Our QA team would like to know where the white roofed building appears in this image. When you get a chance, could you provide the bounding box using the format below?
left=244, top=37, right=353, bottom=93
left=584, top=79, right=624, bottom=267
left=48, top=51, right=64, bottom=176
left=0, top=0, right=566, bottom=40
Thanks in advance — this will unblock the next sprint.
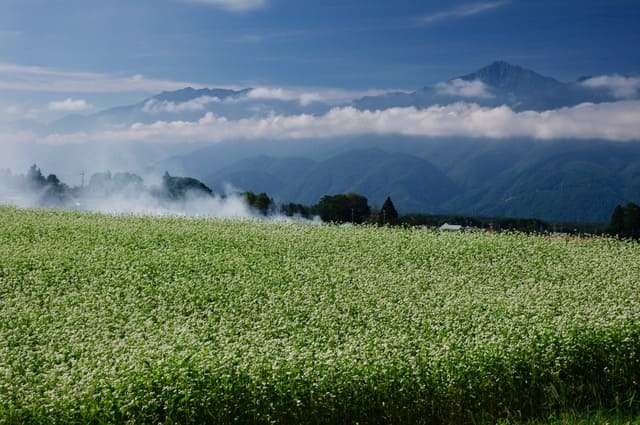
left=439, top=223, right=463, bottom=231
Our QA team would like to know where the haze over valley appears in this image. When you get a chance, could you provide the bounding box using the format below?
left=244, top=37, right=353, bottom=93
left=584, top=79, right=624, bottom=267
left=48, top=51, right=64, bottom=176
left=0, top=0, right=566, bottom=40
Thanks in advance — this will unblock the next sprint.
left=3, top=60, right=640, bottom=222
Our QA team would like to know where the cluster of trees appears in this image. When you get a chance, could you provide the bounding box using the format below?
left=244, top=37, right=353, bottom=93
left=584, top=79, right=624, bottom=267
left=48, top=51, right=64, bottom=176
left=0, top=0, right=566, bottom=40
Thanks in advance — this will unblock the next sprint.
left=0, top=165, right=218, bottom=208
left=255, top=192, right=398, bottom=225
left=610, top=203, right=640, bottom=239
left=275, top=192, right=640, bottom=237
left=315, top=194, right=371, bottom=224
left=274, top=191, right=639, bottom=237
left=275, top=192, right=552, bottom=231
left=160, top=172, right=213, bottom=200
left=0, top=165, right=71, bottom=205
left=247, top=190, right=386, bottom=221
left=243, top=192, right=275, bottom=215
left=26, top=165, right=71, bottom=204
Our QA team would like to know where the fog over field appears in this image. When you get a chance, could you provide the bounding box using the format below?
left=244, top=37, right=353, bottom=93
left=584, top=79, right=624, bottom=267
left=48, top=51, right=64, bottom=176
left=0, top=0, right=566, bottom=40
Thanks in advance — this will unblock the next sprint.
left=0, top=166, right=312, bottom=220
left=0, top=178, right=254, bottom=218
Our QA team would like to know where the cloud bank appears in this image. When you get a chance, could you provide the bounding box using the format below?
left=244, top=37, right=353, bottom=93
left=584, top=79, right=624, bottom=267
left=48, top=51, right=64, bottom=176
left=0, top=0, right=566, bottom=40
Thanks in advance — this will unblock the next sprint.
left=48, top=98, right=93, bottom=112
left=142, top=96, right=221, bottom=114
left=139, top=87, right=389, bottom=113
left=435, top=79, right=493, bottom=98
left=246, top=87, right=387, bottom=106
left=30, top=101, right=640, bottom=145
left=247, top=87, right=324, bottom=106
left=582, top=75, right=640, bottom=99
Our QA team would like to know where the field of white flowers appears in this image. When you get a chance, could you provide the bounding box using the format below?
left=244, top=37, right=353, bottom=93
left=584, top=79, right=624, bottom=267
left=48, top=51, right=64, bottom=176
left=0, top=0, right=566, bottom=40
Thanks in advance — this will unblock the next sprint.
left=0, top=207, right=639, bottom=424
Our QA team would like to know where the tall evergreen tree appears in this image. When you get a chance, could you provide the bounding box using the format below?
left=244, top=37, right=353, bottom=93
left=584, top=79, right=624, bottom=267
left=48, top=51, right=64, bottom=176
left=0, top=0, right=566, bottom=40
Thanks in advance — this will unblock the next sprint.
left=379, top=197, right=399, bottom=225
left=26, top=164, right=46, bottom=189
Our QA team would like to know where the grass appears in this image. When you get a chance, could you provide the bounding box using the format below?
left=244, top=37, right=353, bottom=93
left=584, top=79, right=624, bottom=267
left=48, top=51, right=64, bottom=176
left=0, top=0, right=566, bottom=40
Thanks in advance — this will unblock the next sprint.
left=0, top=206, right=639, bottom=424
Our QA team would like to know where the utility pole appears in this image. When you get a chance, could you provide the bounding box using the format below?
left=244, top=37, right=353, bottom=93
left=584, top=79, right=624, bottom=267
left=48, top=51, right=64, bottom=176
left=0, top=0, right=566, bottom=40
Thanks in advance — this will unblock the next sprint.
left=80, top=171, right=85, bottom=188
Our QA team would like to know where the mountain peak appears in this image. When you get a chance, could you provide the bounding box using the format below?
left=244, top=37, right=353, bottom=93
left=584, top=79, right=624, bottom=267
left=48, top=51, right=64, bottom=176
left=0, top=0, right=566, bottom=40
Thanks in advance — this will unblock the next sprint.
left=459, top=61, right=562, bottom=92
left=486, top=60, right=520, bottom=70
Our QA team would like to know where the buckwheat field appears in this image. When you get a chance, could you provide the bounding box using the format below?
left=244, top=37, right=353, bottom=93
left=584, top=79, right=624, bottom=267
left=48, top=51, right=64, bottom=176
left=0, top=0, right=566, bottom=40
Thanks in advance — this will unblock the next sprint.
left=0, top=207, right=639, bottom=424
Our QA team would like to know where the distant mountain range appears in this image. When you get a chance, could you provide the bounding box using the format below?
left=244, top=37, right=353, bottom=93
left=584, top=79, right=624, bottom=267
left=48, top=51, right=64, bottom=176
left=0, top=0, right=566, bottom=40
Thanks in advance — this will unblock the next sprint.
left=48, top=87, right=331, bottom=134
left=354, top=61, right=617, bottom=111
left=12, top=61, right=640, bottom=222
left=49, top=87, right=254, bottom=133
left=157, top=137, right=640, bottom=223
left=205, top=149, right=458, bottom=213
left=45, top=60, right=632, bottom=134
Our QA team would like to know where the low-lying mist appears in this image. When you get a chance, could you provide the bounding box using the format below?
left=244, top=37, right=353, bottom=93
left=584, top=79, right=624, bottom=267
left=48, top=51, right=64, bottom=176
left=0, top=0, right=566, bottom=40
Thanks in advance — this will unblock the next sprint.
left=0, top=166, right=317, bottom=222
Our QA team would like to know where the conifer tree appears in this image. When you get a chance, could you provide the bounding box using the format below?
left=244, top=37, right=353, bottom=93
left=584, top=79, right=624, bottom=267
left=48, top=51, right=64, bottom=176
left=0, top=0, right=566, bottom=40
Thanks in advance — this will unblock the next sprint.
left=380, top=196, right=399, bottom=225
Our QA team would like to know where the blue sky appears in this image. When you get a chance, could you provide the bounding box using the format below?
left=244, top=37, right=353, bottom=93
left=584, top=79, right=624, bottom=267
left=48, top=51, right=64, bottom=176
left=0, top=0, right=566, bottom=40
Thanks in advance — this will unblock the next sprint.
left=1, top=0, right=640, bottom=175
left=1, top=0, right=639, bottom=114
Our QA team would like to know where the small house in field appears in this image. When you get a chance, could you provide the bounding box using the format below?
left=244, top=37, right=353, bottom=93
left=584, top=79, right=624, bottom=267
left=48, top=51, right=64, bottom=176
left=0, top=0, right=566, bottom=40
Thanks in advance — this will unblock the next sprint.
left=439, top=223, right=463, bottom=232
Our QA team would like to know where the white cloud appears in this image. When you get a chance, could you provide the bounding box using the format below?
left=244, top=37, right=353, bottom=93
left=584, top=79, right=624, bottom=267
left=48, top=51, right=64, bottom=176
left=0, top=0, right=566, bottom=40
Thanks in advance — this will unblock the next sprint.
left=30, top=101, right=640, bottom=146
left=142, top=96, right=221, bottom=114
left=246, top=87, right=389, bottom=106
left=581, top=75, right=640, bottom=99
left=0, top=62, right=205, bottom=93
left=48, top=98, right=93, bottom=112
left=183, top=0, right=266, bottom=12
left=435, top=79, right=493, bottom=98
left=138, top=86, right=390, bottom=111
left=247, top=87, right=322, bottom=106
left=420, top=1, right=509, bottom=25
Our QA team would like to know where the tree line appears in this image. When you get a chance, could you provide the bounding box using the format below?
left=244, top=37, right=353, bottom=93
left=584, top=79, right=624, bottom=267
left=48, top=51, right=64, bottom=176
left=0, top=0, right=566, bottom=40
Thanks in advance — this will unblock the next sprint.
left=254, top=193, right=399, bottom=225
left=256, top=191, right=640, bottom=238
left=2, top=165, right=639, bottom=238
